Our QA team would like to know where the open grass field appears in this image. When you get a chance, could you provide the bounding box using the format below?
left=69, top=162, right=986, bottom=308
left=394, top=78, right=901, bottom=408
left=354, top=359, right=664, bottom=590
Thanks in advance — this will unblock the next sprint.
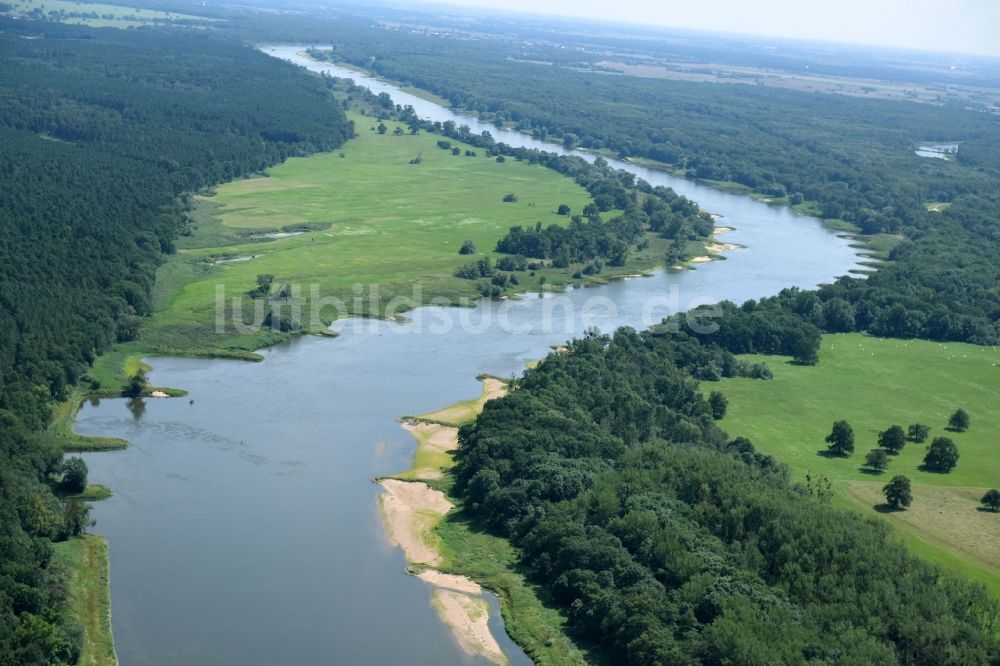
left=142, top=112, right=632, bottom=356
left=52, top=535, right=116, bottom=666
left=7, top=0, right=215, bottom=27
left=714, top=332, right=1000, bottom=593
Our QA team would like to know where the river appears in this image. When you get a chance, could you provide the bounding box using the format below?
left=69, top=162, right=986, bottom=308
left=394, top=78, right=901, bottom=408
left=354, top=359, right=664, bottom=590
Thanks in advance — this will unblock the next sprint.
left=73, top=45, right=864, bottom=665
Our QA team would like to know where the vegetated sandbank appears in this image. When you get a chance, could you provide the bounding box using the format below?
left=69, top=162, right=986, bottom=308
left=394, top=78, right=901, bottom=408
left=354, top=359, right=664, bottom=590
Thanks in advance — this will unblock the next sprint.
left=378, top=378, right=510, bottom=665
left=676, top=225, right=743, bottom=266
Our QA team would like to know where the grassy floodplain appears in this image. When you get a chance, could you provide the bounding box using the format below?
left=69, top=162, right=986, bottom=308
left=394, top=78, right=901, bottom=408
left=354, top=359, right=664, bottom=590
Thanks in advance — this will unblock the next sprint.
left=52, top=535, right=116, bottom=666
left=713, top=332, right=1000, bottom=595
left=7, top=0, right=214, bottom=27
left=96, top=110, right=697, bottom=385
left=152, top=111, right=597, bottom=351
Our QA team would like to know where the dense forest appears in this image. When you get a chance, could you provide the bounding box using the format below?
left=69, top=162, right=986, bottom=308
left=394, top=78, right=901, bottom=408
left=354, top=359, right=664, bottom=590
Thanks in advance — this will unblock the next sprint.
left=455, top=328, right=1000, bottom=663
left=306, top=25, right=1000, bottom=345
left=0, top=21, right=351, bottom=662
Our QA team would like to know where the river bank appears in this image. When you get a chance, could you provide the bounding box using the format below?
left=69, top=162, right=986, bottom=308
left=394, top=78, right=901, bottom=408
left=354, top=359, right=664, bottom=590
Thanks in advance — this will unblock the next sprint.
left=378, top=376, right=589, bottom=665
left=52, top=535, right=117, bottom=666
left=378, top=379, right=512, bottom=664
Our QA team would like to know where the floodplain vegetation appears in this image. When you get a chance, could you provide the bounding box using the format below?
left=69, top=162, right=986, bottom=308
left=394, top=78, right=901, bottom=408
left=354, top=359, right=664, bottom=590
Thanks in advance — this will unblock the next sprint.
left=3, top=2, right=1000, bottom=663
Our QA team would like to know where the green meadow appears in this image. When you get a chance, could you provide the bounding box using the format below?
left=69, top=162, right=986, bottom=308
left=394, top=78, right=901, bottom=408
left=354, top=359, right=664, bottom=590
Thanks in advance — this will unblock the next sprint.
left=136, top=112, right=663, bottom=361
left=7, top=0, right=214, bottom=27
left=714, top=333, right=1000, bottom=594
left=52, top=535, right=116, bottom=666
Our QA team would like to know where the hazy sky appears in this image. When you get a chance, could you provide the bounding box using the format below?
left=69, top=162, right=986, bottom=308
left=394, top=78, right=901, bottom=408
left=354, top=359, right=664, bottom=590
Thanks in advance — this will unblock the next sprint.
left=425, top=0, right=1000, bottom=57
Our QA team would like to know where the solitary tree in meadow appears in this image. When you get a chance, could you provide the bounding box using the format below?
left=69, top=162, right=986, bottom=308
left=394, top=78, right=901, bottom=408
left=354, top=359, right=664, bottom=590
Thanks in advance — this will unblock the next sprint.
left=907, top=423, right=930, bottom=443
left=878, top=425, right=907, bottom=454
left=864, top=449, right=889, bottom=473
left=948, top=408, right=970, bottom=432
left=459, top=240, right=476, bottom=255
left=557, top=204, right=571, bottom=215
left=825, top=420, right=855, bottom=456
left=665, top=236, right=687, bottom=266
left=981, top=489, right=1000, bottom=512
left=254, top=273, right=274, bottom=297
left=923, top=437, right=959, bottom=472
left=883, top=475, right=912, bottom=510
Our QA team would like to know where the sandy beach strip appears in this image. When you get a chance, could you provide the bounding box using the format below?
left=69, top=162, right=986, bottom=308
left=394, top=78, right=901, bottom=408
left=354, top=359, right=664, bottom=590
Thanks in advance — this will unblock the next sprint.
left=376, top=376, right=513, bottom=663
left=432, top=589, right=507, bottom=664
left=378, top=478, right=452, bottom=566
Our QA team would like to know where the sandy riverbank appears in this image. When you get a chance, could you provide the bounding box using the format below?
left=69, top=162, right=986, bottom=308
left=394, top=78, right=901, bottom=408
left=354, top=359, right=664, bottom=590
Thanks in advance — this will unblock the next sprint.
left=432, top=589, right=503, bottom=662
left=706, top=241, right=742, bottom=253
left=379, top=478, right=452, bottom=566
left=399, top=421, right=459, bottom=480
left=378, top=377, right=510, bottom=664
left=689, top=235, right=744, bottom=264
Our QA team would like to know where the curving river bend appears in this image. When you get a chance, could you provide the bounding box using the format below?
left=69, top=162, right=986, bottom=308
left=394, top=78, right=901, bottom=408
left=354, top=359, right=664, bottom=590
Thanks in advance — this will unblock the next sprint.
left=73, top=46, right=864, bottom=665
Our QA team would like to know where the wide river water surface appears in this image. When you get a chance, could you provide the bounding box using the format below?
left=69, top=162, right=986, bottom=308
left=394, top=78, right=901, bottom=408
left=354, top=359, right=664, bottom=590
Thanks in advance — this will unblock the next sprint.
left=74, top=46, right=865, bottom=665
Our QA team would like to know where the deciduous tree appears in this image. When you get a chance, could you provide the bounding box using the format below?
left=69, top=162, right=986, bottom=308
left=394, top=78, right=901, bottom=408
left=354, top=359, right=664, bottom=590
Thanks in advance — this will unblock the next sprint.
left=907, top=423, right=930, bottom=442
left=948, top=408, right=970, bottom=432
left=825, top=420, right=854, bottom=456
left=923, top=437, right=959, bottom=472
left=864, top=449, right=889, bottom=473
left=123, top=369, right=147, bottom=398
left=59, top=457, right=88, bottom=495
left=883, top=475, right=912, bottom=509
left=878, top=425, right=906, bottom=454
left=708, top=391, right=728, bottom=420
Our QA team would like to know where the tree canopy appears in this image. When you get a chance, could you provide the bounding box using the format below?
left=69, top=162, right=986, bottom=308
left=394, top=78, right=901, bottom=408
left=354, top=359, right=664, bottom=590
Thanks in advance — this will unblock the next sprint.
left=883, top=475, right=913, bottom=510
left=949, top=408, right=970, bottom=432
left=923, top=437, right=960, bottom=473
left=825, top=420, right=855, bottom=456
